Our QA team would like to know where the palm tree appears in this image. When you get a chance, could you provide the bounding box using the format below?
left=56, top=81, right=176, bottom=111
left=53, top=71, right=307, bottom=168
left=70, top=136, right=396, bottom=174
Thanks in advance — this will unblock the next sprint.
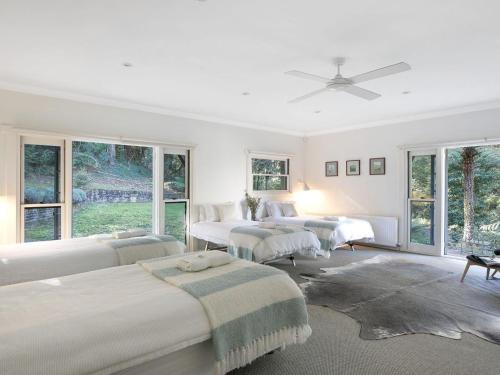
left=461, top=147, right=478, bottom=243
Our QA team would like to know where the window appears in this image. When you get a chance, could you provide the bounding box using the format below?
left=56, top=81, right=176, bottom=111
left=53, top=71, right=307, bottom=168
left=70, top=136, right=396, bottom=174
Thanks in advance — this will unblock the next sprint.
left=21, top=138, right=64, bottom=242
left=72, top=141, right=153, bottom=237
left=18, top=134, right=192, bottom=243
left=163, top=150, right=190, bottom=243
left=250, top=155, right=290, bottom=192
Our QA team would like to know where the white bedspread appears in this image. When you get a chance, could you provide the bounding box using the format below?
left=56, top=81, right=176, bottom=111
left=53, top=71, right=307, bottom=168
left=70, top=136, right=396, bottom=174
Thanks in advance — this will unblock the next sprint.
left=0, top=238, right=118, bottom=286
left=0, top=264, right=211, bottom=375
left=228, top=225, right=325, bottom=262
left=263, top=216, right=374, bottom=250
left=191, top=220, right=257, bottom=245
left=0, top=236, right=186, bottom=287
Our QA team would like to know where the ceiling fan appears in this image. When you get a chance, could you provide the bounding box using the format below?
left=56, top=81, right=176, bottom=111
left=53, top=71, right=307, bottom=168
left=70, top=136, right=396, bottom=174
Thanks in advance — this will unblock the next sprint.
left=285, top=58, right=411, bottom=103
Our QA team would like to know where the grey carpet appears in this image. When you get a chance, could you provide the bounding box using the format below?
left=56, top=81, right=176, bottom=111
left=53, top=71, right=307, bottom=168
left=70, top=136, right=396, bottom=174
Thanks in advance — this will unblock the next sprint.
left=231, top=248, right=500, bottom=375
left=301, top=256, right=500, bottom=343
left=232, top=305, right=500, bottom=375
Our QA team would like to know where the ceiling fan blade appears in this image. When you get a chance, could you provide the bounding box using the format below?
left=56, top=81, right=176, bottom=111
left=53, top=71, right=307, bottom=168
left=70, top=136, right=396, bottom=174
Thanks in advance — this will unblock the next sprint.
left=288, top=88, right=329, bottom=103
left=341, top=85, right=381, bottom=100
left=349, top=62, right=411, bottom=84
left=285, top=70, right=330, bottom=83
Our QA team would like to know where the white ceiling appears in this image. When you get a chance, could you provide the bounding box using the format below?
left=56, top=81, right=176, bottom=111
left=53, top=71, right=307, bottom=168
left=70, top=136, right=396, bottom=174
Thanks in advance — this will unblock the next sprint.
left=1, top=0, right=500, bottom=136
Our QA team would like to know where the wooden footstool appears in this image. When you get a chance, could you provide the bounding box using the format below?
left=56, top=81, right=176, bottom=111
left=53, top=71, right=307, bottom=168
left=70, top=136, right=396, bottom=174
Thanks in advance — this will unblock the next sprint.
left=460, top=251, right=500, bottom=282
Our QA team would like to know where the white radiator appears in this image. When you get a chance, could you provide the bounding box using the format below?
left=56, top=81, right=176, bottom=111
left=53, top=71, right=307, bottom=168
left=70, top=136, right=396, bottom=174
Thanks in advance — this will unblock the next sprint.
left=350, top=215, right=399, bottom=248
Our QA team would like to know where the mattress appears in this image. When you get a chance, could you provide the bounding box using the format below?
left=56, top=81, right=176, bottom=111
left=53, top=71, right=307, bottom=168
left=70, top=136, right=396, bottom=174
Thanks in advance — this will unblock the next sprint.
left=191, top=220, right=258, bottom=245
left=0, top=263, right=211, bottom=375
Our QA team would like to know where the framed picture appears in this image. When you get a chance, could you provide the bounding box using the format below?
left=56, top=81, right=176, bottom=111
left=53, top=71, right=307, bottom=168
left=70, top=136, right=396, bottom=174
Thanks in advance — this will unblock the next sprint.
left=346, top=160, right=360, bottom=176
left=325, top=161, right=338, bottom=177
left=370, top=157, right=386, bottom=175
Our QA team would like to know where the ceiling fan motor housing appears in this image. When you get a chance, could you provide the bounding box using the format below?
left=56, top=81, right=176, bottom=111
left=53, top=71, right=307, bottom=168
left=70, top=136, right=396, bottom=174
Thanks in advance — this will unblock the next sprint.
left=327, top=76, right=351, bottom=90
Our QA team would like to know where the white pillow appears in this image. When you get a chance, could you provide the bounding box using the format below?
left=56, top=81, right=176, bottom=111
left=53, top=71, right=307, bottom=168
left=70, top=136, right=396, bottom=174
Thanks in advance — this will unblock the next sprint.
left=266, top=202, right=283, bottom=218
left=255, top=202, right=268, bottom=221
left=200, top=204, right=219, bottom=222
left=281, top=202, right=298, bottom=217
left=216, top=202, right=239, bottom=222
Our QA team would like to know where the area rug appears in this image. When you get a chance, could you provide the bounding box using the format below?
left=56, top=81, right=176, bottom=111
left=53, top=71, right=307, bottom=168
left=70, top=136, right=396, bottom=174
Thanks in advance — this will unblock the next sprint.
left=300, top=256, right=500, bottom=344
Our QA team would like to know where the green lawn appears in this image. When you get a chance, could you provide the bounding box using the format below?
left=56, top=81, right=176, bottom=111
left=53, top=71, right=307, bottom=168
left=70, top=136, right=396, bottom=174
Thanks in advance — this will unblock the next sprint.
left=73, top=202, right=153, bottom=237
left=25, top=202, right=186, bottom=242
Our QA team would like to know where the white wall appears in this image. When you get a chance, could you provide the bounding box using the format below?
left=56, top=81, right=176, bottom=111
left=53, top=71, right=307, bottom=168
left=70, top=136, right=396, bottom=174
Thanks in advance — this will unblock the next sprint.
left=0, top=89, right=305, bottom=244
left=304, top=108, right=500, bottom=248
left=2, top=87, right=499, bottom=248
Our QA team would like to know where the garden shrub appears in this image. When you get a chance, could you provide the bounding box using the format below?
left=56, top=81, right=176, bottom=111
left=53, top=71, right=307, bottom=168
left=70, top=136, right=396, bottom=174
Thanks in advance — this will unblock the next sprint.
left=73, top=170, right=90, bottom=188
left=72, top=188, right=87, bottom=204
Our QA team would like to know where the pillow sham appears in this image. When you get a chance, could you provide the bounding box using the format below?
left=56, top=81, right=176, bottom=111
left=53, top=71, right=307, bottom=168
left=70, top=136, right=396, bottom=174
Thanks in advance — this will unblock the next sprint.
left=216, top=202, right=239, bottom=222
left=281, top=202, right=298, bottom=217
left=266, top=202, right=283, bottom=218
left=255, top=202, right=268, bottom=221
left=200, top=204, right=219, bottom=222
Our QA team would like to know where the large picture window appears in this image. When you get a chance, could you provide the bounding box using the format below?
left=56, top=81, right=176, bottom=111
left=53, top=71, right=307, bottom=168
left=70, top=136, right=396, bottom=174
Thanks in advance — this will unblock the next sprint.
left=72, top=141, right=153, bottom=237
left=18, top=135, right=192, bottom=244
left=250, top=156, right=290, bottom=192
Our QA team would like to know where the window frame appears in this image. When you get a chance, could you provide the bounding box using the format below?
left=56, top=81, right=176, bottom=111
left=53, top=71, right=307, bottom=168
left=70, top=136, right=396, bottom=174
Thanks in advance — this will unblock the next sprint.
left=247, top=152, right=291, bottom=194
left=20, top=136, right=66, bottom=242
left=157, top=146, right=191, bottom=244
left=17, top=132, right=193, bottom=243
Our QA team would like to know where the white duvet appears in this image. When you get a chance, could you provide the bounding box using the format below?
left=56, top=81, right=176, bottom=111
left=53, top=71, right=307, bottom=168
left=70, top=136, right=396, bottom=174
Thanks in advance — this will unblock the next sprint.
left=0, top=264, right=211, bottom=375
left=191, top=220, right=257, bottom=245
left=262, top=216, right=375, bottom=250
left=0, top=238, right=118, bottom=286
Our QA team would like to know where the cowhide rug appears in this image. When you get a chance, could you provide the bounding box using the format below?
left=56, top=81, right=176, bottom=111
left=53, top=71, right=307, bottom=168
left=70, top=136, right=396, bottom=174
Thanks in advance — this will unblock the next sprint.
left=300, top=256, right=500, bottom=344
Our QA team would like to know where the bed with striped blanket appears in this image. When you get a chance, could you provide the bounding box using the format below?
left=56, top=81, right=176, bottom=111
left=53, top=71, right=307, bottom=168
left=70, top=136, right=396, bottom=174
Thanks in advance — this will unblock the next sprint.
left=227, top=224, right=327, bottom=263
left=101, top=234, right=185, bottom=265
left=139, top=252, right=311, bottom=374
left=262, top=216, right=375, bottom=251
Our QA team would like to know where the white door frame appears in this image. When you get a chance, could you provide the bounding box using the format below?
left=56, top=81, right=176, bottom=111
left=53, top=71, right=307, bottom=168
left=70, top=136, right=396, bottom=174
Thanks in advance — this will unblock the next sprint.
left=404, top=148, right=446, bottom=256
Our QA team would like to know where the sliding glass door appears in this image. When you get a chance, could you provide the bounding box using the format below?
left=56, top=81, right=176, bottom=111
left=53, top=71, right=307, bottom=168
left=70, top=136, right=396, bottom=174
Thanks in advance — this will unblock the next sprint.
left=407, top=150, right=443, bottom=255
left=445, top=144, right=500, bottom=257
left=162, top=149, right=190, bottom=243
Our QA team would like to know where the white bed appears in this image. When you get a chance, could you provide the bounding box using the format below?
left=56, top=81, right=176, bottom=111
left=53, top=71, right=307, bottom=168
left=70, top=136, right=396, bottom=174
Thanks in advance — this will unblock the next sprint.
left=191, top=219, right=325, bottom=262
left=262, top=215, right=375, bottom=250
left=0, top=263, right=212, bottom=375
left=0, top=235, right=186, bottom=286
left=0, top=253, right=310, bottom=375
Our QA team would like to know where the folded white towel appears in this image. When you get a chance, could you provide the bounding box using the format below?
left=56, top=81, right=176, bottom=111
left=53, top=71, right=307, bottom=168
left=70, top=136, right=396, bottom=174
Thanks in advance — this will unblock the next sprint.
left=127, top=229, right=147, bottom=237
left=323, top=216, right=347, bottom=222
left=112, top=229, right=147, bottom=239
left=205, top=251, right=233, bottom=268
left=259, top=222, right=276, bottom=229
left=112, top=231, right=132, bottom=239
left=177, top=255, right=211, bottom=272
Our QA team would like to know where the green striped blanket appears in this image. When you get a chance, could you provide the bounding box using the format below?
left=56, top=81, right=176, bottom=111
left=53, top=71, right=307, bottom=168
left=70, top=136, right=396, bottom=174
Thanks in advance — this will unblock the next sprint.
left=303, top=220, right=339, bottom=251
left=139, top=252, right=311, bottom=374
left=228, top=225, right=321, bottom=262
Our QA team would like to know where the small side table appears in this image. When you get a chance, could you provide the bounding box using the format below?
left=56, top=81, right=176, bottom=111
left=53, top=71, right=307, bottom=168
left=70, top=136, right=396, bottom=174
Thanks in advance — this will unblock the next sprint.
left=460, top=253, right=500, bottom=282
